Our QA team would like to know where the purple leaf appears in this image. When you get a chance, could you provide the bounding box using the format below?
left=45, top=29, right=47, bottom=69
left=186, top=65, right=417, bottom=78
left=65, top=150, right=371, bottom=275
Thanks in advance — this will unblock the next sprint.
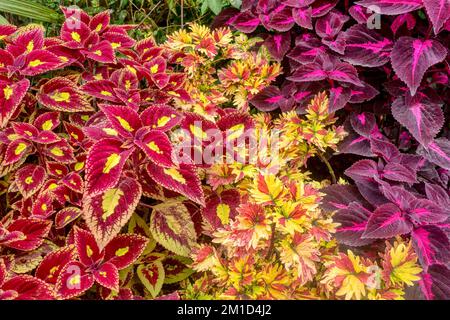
left=423, top=0, right=450, bottom=34
left=263, top=32, right=291, bottom=61
left=348, top=81, right=379, bottom=103
left=345, top=159, right=379, bottom=180
left=355, top=0, right=423, bottom=15
left=268, top=6, right=295, bottom=32
left=350, top=112, right=377, bottom=138
left=408, top=199, right=448, bottom=225
left=321, top=184, right=371, bottom=212
left=417, top=137, right=450, bottom=170
left=342, top=24, right=393, bottom=67
left=339, top=130, right=374, bottom=157
left=328, top=86, right=351, bottom=112
left=315, top=10, right=349, bottom=39
left=231, top=11, right=260, bottom=33
left=391, top=93, right=444, bottom=146
left=382, top=162, right=417, bottom=184
left=311, top=0, right=338, bottom=17
left=334, top=202, right=374, bottom=246
left=292, top=7, right=313, bottom=29
left=390, top=37, right=447, bottom=96
left=249, top=86, right=285, bottom=111
left=420, top=264, right=450, bottom=300
left=370, top=138, right=400, bottom=162
left=412, top=226, right=450, bottom=267
left=363, top=203, right=413, bottom=239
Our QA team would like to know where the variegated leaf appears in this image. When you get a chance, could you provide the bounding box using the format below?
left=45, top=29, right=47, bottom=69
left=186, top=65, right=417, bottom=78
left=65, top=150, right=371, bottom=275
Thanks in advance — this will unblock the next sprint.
left=15, top=164, right=46, bottom=198
left=83, top=177, right=142, bottom=250
left=149, top=201, right=197, bottom=257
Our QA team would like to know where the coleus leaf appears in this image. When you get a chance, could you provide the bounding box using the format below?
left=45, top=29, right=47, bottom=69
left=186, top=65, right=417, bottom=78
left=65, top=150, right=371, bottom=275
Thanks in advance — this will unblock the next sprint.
left=54, top=207, right=82, bottom=229
left=202, top=189, right=240, bottom=229
left=19, top=50, right=61, bottom=76
left=35, top=246, right=76, bottom=284
left=146, top=162, right=205, bottom=206
left=140, top=105, right=182, bottom=132
left=149, top=201, right=197, bottom=257
left=163, top=256, right=194, bottom=284
left=0, top=79, right=29, bottom=129
left=83, top=177, right=142, bottom=250
left=362, top=203, right=413, bottom=239
left=321, top=184, right=371, bottom=212
left=334, top=202, right=375, bottom=246
left=1, top=275, right=54, bottom=300
left=4, top=218, right=52, bottom=251
left=391, top=93, right=444, bottom=146
left=250, top=86, right=285, bottom=111
left=342, top=24, right=393, bottom=67
left=315, top=10, right=349, bottom=39
left=412, top=226, right=450, bottom=267
left=85, top=138, right=133, bottom=196
left=15, top=164, right=46, bottom=198
left=263, top=32, right=291, bottom=61
left=134, top=127, right=174, bottom=167
left=92, top=262, right=119, bottom=291
left=390, top=37, right=447, bottom=96
left=36, top=77, right=93, bottom=112
left=103, top=234, right=148, bottom=269
left=137, top=261, right=165, bottom=298
left=55, top=261, right=94, bottom=299
left=355, top=0, right=423, bottom=15
left=99, top=104, right=142, bottom=138
left=423, top=0, right=450, bottom=34
left=420, top=264, right=450, bottom=300
left=417, top=137, right=450, bottom=170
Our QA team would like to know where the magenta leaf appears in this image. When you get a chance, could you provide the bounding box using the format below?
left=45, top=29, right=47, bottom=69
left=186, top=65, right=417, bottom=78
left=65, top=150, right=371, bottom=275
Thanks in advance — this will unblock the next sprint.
left=342, top=24, right=393, bottom=67
left=417, top=137, right=450, bottom=170
left=390, top=37, right=447, bottom=96
left=423, top=0, right=450, bottom=34
left=334, top=202, right=375, bottom=246
left=412, top=226, right=450, bottom=267
left=391, top=93, right=444, bottom=146
left=362, top=203, right=413, bottom=239
left=355, top=0, right=423, bottom=15
left=420, top=264, right=450, bottom=300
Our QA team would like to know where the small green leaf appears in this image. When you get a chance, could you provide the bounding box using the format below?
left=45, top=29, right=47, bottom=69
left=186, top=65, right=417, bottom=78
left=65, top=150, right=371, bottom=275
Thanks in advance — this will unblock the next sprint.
left=137, top=262, right=165, bottom=298
left=207, top=0, right=223, bottom=15
left=229, top=0, right=242, bottom=9
left=0, top=14, right=8, bottom=24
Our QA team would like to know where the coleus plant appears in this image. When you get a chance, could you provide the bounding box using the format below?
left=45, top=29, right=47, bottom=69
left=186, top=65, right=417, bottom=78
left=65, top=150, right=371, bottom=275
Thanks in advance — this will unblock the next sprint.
left=0, top=7, right=284, bottom=300
left=214, top=0, right=449, bottom=300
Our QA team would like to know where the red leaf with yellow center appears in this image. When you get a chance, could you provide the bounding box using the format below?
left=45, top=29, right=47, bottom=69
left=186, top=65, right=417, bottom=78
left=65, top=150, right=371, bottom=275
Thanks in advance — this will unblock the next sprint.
left=55, top=261, right=94, bottom=299
left=103, top=234, right=148, bottom=269
left=11, top=122, right=39, bottom=139
left=92, top=261, right=119, bottom=291
left=35, top=246, right=76, bottom=284
left=134, top=127, right=174, bottom=167
left=19, top=49, right=61, bottom=76
left=82, top=177, right=142, bottom=250
left=31, top=191, right=55, bottom=218
left=62, top=172, right=84, bottom=193
left=37, top=77, right=93, bottom=112
left=3, top=139, right=32, bottom=166
left=15, top=164, right=46, bottom=198
left=81, top=80, right=119, bottom=102
left=0, top=78, right=29, bottom=129
left=203, top=189, right=240, bottom=229
left=146, top=162, right=205, bottom=206
left=43, top=140, right=75, bottom=163
left=85, top=138, right=133, bottom=195
left=60, top=18, right=91, bottom=49
left=140, top=105, right=182, bottom=132
left=99, top=104, right=142, bottom=138
left=55, top=207, right=82, bottom=229
left=7, top=27, right=44, bottom=57
left=89, top=10, right=110, bottom=33
left=4, top=218, right=52, bottom=251
left=73, top=227, right=104, bottom=266
left=82, top=40, right=115, bottom=64
left=34, top=112, right=60, bottom=131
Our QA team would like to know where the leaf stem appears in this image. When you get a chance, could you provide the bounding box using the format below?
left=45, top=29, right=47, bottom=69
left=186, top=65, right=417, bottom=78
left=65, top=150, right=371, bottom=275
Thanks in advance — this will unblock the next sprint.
left=318, top=152, right=336, bottom=184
